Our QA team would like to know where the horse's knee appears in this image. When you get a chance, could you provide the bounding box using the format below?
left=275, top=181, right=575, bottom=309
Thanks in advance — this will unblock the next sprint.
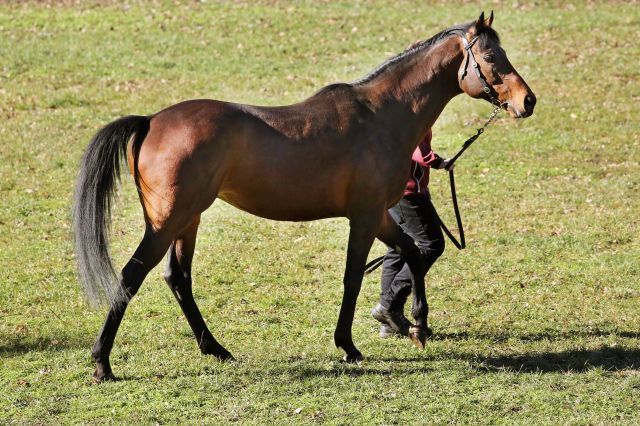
left=395, top=242, right=423, bottom=275
left=432, top=238, right=445, bottom=258
left=397, top=239, right=420, bottom=260
left=163, top=261, right=193, bottom=308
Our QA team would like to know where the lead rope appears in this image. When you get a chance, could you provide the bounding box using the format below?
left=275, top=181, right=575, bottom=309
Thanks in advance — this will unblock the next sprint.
left=437, top=103, right=501, bottom=250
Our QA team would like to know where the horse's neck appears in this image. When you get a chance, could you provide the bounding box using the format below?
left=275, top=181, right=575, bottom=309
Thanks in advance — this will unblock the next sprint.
left=357, top=37, right=463, bottom=143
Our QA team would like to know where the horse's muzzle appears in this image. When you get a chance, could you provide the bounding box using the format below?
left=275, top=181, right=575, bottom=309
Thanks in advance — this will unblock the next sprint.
left=523, top=93, right=537, bottom=117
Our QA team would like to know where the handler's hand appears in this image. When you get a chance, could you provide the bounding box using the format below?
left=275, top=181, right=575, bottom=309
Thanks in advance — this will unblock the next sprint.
left=439, top=158, right=455, bottom=171
left=442, top=159, right=456, bottom=171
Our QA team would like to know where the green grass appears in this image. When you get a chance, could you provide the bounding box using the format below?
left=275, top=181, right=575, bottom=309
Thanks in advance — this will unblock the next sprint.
left=1, top=1, right=639, bottom=424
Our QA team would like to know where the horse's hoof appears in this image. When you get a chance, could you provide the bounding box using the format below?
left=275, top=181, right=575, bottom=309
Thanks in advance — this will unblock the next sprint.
left=215, top=350, right=235, bottom=362
left=92, top=370, right=117, bottom=383
left=409, top=326, right=432, bottom=350
left=205, top=348, right=234, bottom=362
left=342, top=351, right=364, bottom=364
left=201, top=341, right=234, bottom=361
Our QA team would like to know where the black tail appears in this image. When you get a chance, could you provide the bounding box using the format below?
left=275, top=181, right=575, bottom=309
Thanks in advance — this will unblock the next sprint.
left=73, top=115, right=150, bottom=307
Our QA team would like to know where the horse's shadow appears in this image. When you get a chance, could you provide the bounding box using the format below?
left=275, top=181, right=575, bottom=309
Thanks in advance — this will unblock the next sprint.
left=313, top=329, right=640, bottom=377
left=0, top=335, right=93, bottom=357
left=433, top=329, right=640, bottom=343
left=5, top=329, right=638, bottom=379
left=292, top=354, right=447, bottom=379
left=473, top=346, right=640, bottom=373
left=283, top=345, right=640, bottom=379
left=287, top=364, right=437, bottom=379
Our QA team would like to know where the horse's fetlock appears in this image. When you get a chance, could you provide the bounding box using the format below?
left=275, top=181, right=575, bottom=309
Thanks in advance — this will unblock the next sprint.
left=91, top=346, right=105, bottom=363
left=411, top=305, right=428, bottom=323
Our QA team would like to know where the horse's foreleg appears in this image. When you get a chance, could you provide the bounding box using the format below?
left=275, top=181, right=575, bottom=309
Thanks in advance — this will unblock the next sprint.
left=376, top=212, right=430, bottom=349
left=334, top=213, right=378, bottom=363
left=163, top=216, right=233, bottom=361
left=92, top=228, right=172, bottom=382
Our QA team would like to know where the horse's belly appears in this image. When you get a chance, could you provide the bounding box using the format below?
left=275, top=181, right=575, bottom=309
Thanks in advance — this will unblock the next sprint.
left=217, top=165, right=350, bottom=221
left=216, top=136, right=353, bottom=221
left=218, top=188, right=344, bottom=222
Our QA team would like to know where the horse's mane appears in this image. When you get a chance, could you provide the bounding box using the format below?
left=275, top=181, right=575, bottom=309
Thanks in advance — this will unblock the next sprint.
left=315, top=20, right=500, bottom=94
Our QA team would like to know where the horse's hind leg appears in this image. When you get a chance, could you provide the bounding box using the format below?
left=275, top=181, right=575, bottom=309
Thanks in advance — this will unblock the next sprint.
left=163, top=216, right=233, bottom=360
left=92, top=228, right=173, bottom=382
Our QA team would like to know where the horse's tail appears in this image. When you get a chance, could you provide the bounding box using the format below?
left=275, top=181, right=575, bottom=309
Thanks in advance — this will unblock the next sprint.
left=73, top=115, right=150, bottom=307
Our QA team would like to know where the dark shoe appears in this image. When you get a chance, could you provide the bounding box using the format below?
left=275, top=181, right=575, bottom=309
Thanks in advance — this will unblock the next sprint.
left=379, top=324, right=403, bottom=338
left=371, top=303, right=412, bottom=337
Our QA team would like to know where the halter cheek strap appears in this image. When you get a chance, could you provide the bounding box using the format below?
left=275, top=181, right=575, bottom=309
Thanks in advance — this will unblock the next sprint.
left=459, top=36, right=479, bottom=80
left=459, top=36, right=500, bottom=104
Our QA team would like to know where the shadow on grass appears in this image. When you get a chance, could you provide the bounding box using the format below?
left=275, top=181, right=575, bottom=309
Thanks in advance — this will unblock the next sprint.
left=0, top=335, right=92, bottom=357
left=474, top=347, right=640, bottom=373
left=283, top=347, right=640, bottom=378
left=284, top=363, right=436, bottom=379
left=432, top=329, right=640, bottom=373
left=433, top=329, right=640, bottom=343
left=376, top=346, right=640, bottom=374
left=90, top=347, right=640, bottom=383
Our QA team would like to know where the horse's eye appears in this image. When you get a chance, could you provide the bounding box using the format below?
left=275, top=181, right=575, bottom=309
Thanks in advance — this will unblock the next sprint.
left=483, top=54, right=495, bottom=63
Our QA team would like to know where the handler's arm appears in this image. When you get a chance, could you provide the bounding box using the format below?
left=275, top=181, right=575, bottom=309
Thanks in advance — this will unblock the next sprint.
left=413, top=130, right=454, bottom=170
left=428, top=154, right=455, bottom=171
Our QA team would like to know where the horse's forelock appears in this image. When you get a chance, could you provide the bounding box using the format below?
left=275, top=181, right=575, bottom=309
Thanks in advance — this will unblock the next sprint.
left=476, top=25, right=501, bottom=49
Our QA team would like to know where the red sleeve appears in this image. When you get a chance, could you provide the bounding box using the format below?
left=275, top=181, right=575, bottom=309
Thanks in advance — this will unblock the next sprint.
left=411, top=129, right=439, bottom=167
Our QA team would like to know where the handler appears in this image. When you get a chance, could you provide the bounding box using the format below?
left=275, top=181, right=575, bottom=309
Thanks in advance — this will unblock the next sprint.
left=371, top=129, right=453, bottom=337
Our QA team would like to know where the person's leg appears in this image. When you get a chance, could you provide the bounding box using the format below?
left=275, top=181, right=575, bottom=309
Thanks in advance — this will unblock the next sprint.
left=373, top=194, right=445, bottom=336
left=374, top=204, right=414, bottom=337
left=390, top=194, right=445, bottom=311
left=378, top=203, right=406, bottom=310
left=373, top=248, right=413, bottom=337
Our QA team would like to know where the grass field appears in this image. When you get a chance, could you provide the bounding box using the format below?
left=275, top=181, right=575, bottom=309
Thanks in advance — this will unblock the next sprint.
left=1, top=0, right=639, bottom=424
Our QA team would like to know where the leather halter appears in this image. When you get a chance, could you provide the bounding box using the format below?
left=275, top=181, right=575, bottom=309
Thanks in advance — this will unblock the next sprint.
left=459, top=36, right=501, bottom=107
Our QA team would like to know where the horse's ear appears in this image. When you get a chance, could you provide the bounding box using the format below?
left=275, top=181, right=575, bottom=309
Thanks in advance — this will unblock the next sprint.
left=476, top=11, right=485, bottom=28
left=487, top=10, right=494, bottom=27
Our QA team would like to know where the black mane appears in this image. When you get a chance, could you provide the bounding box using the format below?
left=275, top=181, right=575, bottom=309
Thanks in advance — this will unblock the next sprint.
left=353, top=21, right=500, bottom=86
left=354, top=21, right=500, bottom=85
left=313, top=20, right=500, bottom=95
left=351, top=26, right=466, bottom=85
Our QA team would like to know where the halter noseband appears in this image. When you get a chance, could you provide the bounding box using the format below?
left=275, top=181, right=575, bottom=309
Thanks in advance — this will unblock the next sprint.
left=459, top=36, right=501, bottom=107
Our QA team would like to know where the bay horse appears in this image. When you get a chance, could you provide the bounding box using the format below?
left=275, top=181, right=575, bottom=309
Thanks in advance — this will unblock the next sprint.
left=73, top=12, right=535, bottom=381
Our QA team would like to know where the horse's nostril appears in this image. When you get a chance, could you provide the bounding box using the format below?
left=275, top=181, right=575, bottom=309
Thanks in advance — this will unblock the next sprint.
left=524, top=94, right=537, bottom=111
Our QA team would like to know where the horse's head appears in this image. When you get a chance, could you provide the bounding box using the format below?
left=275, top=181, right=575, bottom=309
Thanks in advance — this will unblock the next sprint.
left=458, top=12, right=536, bottom=118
